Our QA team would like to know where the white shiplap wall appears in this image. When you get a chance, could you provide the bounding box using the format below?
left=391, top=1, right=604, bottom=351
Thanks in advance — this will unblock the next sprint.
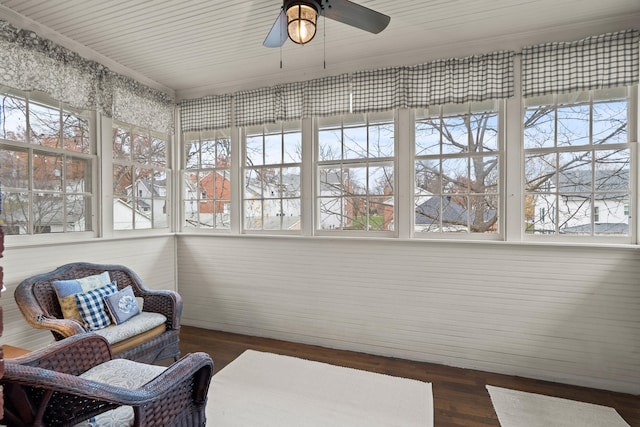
left=0, top=236, right=176, bottom=351
left=178, top=235, right=640, bottom=394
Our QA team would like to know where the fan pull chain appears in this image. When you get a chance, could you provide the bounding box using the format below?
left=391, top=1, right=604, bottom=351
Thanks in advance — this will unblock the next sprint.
left=323, top=15, right=326, bottom=69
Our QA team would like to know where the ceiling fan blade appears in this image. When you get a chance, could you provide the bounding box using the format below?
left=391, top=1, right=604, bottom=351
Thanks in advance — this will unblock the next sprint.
left=263, top=9, right=288, bottom=48
left=322, top=0, right=390, bottom=34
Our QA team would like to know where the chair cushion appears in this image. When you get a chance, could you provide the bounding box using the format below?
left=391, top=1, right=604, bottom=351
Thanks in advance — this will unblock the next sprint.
left=75, top=359, right=167, bottom=427
left=75, top=281, right=118, bottom=331
left=93, top=311, right=167, bottom=345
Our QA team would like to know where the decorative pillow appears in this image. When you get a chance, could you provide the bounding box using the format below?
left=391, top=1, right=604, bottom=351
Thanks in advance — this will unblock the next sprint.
left=75, top=281, right=118, bottom=331
left=105, top=286, right=140, bottom=325
left=52, top=272, right=111, bottom=324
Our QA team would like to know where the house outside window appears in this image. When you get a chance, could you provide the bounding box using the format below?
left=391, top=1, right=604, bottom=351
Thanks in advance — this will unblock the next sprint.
left=414, top=101, right=501, bottom=236
left=317, top=112, right=395, bottom=234
left=243, top=122, right=302, bottom=232
left=523, top=87, right=632, bottom=238
left=0, top=91, right=93, bottom=235
left=112, top=122, right=169, bottom=230
left=183, top=129, right=231, bottom=229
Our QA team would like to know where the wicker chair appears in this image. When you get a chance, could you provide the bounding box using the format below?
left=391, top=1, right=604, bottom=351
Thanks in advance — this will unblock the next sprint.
left=1, top=334, right=213, bottom=427
left=14, top=262, right=182, bottom=364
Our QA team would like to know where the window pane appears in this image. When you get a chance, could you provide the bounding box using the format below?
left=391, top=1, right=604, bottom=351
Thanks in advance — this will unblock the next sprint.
left=62, top=112, right=90, bottom=153
left=0, top=147, right=29, bottom=189
left=29, top=102, right=60, bottom=147
left=282, top=166, right=301, bottom=197
left=345, top=167, right=366, bottom=195
left=33, top=152, right=63, bottom=191
left=185, top=140, right=201, bottom=169
left=369, top=165, right=393, bottom=195
left=66, top=157, right=91, bottom=193
left=471, top=156, right=499, bottom=194
left=245, top=168, right=263, bottom=198
left=369, top=123, right=394, bottom=157
left=283, top=132, right=301, bottom=163
left=319, top=197, right=343, bottom=230
left=113, top=165, right=132, bottom=196
left=441, top=116, right=467, bottom=154
left=318, top=128, right=341, bottom=161
left=473, top=112, right=498, bottom=152
left=0, top=192, right=28, bottom=234
left=593, top=100, right=627, bottom=145
left=442, top=158, right=468, bottom=194
left=216, top=138, right=231, bottom=167
left=113, top=127, right=131, bottom=161
left=244, top=199, right=262, bottom=230
left=0, top=95, right=27, bottom=141
left=524, top=107, right=554, bottom=149
left=246, top=135, right=263, bottom=166
left=525, top=153, right=556, bottom=192
left=33, top=193, right=63, bottom=233
left=557, top=104, right=589, bottom=147
left=594, top=149, right=629, bottom=192
left=132, top=132, right=151, bottom=164
left=114, top=199, right=133, bottom=230
left=343, top=127, right=367, bottom=159
left=416, top=119, right=440, bottom=156
left=66, top=195, right=90, bottom=232
left=558, top=151, right=592, bottom=192
left=264, top=133, right=282, bottom=165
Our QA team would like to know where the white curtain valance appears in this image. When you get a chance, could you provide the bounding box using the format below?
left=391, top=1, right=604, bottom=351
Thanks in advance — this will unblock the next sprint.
left=522, top=29, right=639, bottom=98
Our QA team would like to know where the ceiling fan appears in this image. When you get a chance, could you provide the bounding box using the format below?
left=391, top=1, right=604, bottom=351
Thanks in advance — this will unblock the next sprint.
left=263, top=0, right=390, bottom=47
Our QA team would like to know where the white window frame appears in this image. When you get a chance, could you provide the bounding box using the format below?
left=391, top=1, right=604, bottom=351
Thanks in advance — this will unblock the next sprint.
left=413, top=101, right=504, bottom=241
left=0, top=89, right=97, bottom=243
left=315, top=112, right=397, bottom=237
left=522, top=86, right=637, bottom=243
left=111, top=120, right=170, bottom=233
left=182, top=129, right=232, bottom=232
left=241, top=121, right=303, bottom=234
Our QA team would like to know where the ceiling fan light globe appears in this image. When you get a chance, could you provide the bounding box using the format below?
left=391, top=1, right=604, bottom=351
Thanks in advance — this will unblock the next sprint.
left=286, top=3, right=317, bottom=45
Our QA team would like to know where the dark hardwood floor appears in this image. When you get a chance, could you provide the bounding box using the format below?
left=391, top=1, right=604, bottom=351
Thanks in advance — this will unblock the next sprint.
left=180, top=326, right=639, bottom=427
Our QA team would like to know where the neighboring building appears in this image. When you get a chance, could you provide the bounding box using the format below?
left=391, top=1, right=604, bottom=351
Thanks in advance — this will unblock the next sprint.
left=531, top=169, right=629, bottom=235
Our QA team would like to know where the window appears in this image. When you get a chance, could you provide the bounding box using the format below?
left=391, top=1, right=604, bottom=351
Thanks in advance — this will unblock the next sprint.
left=523, top=88, right=631, bottom=237
left=0, top=91, right=93, bottom=235
left=112, top=123, right=168, bottom=230
left=414, top=102, right=501, bottom=236
left=183, top=129, right=231, bottom=229
left=317, top=112, right=395, bottom=233
left=243, top=122, right=301, bottom=232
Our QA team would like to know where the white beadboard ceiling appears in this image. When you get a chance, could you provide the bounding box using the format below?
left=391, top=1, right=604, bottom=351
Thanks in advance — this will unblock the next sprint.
left=0, top=0, right=638, bottom=99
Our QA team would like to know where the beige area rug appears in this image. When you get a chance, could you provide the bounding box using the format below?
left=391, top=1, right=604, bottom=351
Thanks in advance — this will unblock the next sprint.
left=207, top=349, right=433, bottom=426
left=486, top=385, right=631, bottom=427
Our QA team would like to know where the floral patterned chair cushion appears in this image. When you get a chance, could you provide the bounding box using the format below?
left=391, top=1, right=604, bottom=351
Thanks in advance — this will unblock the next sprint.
left=75, top=359, right=167, bottom=427
left=93, top=311, right=167, bottom=345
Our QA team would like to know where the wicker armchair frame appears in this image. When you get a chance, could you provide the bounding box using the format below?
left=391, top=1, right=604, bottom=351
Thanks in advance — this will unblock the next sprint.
left=14, top=262, right=182, bottom=364
left=1, top=334, right=213, bottom=427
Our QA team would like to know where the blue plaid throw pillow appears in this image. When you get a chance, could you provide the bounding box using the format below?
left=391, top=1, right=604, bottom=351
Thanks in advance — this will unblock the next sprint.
left=75, top=281, right=118, bottom=331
